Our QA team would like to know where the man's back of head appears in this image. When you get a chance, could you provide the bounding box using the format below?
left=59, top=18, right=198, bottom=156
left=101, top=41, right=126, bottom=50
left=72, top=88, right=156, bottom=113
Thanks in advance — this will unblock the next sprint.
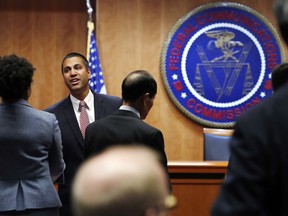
left=72, top=145, right=175, bottom=216
left=271, top=62, right=288, bottom=91
left=121, top=70, right=157, bottom=119
left=121, top=70, right=157, bottom=102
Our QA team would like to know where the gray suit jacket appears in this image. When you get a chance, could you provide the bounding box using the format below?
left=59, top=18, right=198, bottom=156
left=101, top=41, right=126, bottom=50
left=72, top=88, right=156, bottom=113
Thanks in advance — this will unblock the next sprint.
left=0, top=99, right=65, bottom=211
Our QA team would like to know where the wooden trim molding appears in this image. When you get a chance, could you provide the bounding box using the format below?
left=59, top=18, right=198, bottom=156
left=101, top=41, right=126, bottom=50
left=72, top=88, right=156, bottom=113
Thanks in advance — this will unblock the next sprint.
left=168, top=161, right=228, bottom=216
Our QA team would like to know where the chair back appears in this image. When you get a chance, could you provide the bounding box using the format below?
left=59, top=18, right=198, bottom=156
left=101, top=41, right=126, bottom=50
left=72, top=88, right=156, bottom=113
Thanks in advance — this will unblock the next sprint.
left=203, top=128, right=234, bottom=161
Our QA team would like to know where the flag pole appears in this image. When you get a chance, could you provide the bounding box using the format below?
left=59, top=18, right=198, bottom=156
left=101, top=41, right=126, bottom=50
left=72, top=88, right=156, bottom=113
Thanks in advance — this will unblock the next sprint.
left=86, top=22, right=94, bottom=60
left=86, top=0, right=93, bottom=60
left=85, top=0, right=107, bottom=94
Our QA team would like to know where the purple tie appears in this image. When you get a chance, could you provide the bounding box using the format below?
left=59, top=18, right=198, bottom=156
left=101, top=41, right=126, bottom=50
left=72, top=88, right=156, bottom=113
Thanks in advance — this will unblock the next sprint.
left=79, top=101, right=90, bottom=138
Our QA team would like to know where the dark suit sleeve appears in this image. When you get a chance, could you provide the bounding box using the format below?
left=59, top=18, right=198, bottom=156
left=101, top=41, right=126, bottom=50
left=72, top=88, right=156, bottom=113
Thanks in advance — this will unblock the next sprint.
left=150, top=130, right=172, bottom=192
left=84, top=123, right=94, bottom=158
left=211, top=114, right=269, bottom=216
left=151, top=130, right=167, bottom=167
left=84, top=122, right=107, bottom=159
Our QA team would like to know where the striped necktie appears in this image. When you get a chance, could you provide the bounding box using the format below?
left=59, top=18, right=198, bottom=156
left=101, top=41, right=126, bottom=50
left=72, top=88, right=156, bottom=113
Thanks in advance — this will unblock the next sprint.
left=79, top=101, right=90, bottom=138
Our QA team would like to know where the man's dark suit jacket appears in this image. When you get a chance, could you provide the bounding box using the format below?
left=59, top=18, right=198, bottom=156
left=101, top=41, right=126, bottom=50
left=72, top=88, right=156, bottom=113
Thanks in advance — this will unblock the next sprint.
left=45, top=92, right=122, bottom=216
left=211, top=84, right=288, bottom=216
left=85, top=109, right=171, bottom=189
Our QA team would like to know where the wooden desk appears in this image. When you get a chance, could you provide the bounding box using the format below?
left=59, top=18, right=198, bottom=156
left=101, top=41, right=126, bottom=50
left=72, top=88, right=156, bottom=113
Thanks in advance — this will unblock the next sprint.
left=168, top=161, right=228, bottom=216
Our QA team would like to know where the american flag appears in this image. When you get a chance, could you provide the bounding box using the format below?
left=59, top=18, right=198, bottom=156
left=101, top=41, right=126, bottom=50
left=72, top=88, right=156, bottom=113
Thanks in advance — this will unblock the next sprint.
left=88, top=31, right=106, bottom=94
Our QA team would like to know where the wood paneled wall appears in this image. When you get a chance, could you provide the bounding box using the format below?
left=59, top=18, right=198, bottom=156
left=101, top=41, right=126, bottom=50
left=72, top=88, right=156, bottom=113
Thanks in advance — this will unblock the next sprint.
left=0, top=0, right=88, bottom=107
left=0, top=0, right=285, bottom=161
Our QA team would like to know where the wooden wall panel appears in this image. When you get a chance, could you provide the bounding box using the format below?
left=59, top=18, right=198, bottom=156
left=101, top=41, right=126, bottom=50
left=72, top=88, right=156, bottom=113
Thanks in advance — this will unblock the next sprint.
left=0, top=0, right=88, bottom=108
left=0, top=0, right=286, bottom=161
left=96, top=0, right=286, bottom=162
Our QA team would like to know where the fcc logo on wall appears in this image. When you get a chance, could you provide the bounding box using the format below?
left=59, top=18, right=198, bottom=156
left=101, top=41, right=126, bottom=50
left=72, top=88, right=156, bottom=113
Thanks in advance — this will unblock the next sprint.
left=161, top=2, right=285, bottom=128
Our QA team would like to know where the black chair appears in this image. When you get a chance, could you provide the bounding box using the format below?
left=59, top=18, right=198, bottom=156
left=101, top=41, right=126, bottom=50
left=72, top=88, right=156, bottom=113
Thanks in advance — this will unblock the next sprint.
left=203, top=128, right=234, bottom=161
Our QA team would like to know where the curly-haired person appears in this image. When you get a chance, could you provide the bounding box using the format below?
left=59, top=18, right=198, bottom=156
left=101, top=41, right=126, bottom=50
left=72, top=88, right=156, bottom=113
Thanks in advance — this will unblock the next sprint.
left=0, top=54, right=65, bottom=216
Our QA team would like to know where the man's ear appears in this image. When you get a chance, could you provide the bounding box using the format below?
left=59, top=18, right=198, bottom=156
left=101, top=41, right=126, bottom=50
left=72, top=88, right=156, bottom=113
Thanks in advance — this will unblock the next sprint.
left=143, top=93, right=150, bottom=106
left=87, top=69, right=91, bottom=79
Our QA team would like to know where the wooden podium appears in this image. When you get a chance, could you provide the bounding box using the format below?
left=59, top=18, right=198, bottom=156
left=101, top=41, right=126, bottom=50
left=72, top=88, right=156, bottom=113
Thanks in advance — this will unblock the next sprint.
left=168, top=161, right=228, bottom=216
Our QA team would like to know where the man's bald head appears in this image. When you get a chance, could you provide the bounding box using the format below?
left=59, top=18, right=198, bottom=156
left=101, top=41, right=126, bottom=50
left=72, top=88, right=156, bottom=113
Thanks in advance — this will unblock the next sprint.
left=72, top=145, right=171, bottom=216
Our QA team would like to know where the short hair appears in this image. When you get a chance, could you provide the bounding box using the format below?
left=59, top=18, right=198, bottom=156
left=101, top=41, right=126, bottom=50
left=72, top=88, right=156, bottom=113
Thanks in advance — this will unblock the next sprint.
left=0, top=54, right=35, bottom=101
left=61, top=52, right=89, bottom=73
left=121, top=70, right=157, bottom=101
left=271, top=62, right=288, bottom=91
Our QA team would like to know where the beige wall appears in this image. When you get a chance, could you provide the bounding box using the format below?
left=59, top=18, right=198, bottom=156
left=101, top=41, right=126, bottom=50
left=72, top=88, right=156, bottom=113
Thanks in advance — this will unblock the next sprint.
left=0, top=0, right=285, bottom=161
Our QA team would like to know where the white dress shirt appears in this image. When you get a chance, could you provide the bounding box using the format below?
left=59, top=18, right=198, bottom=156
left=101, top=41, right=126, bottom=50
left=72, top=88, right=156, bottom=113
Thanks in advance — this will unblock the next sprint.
left=70, top=90, right=95, bottom=128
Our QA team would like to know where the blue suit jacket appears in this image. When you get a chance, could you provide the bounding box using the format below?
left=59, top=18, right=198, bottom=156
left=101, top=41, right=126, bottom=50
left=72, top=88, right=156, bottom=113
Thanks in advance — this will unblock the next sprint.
left=45, top=92, right=122, bottom=215
left=0, top=100, right=65, bottom=211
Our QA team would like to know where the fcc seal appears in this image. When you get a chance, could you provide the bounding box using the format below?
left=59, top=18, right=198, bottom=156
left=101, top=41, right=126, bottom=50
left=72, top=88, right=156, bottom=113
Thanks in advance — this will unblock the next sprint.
left=161, top=2, right=285, bottom=128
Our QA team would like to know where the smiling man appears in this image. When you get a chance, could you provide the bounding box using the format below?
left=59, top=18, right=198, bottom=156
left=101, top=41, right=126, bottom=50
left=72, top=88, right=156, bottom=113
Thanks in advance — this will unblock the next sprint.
left=45, top=52, right=122, bottom=216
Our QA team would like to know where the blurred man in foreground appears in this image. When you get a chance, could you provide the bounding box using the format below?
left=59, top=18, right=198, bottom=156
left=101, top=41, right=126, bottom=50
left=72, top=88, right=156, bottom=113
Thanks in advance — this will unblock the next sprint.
left=72, top=145, right=177, bottom=216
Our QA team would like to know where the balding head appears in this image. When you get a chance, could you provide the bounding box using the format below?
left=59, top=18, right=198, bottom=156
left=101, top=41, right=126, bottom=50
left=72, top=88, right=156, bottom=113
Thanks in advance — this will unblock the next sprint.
left=121, top=70, right=157, bottom=102
left=121, top=70, right=157, bottom=119
left=72, top=145, right=173, bottom=216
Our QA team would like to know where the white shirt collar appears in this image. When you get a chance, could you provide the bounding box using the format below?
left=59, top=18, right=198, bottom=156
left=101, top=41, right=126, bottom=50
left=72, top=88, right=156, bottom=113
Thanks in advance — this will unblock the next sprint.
left=70, top=90, right=93, bottom=110
left=70, top=90, right=95, bottom=123
left=119, top=105, right=140, bottom=118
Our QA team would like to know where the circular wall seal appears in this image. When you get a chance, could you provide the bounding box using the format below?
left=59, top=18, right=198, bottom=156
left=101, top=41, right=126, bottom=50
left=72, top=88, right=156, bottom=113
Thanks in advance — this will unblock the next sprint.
left=161, top=2, right=286, bottom=128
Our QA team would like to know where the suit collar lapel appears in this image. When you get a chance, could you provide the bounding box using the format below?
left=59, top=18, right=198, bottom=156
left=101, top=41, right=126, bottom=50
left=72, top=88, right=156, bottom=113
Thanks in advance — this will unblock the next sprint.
left=93, top=92, right=105, bottom=120
left=63, top=96, right=84, bottom=145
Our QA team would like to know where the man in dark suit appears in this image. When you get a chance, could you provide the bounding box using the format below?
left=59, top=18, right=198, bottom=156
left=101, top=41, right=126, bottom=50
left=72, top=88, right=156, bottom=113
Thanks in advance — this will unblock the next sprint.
left=211, top=84, right=288, bottom=215
left=45, top=52, right=122, bottom=216
left=85, top=70, right=171, bottom=190
left=211, top=3, right=288, bottom=215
